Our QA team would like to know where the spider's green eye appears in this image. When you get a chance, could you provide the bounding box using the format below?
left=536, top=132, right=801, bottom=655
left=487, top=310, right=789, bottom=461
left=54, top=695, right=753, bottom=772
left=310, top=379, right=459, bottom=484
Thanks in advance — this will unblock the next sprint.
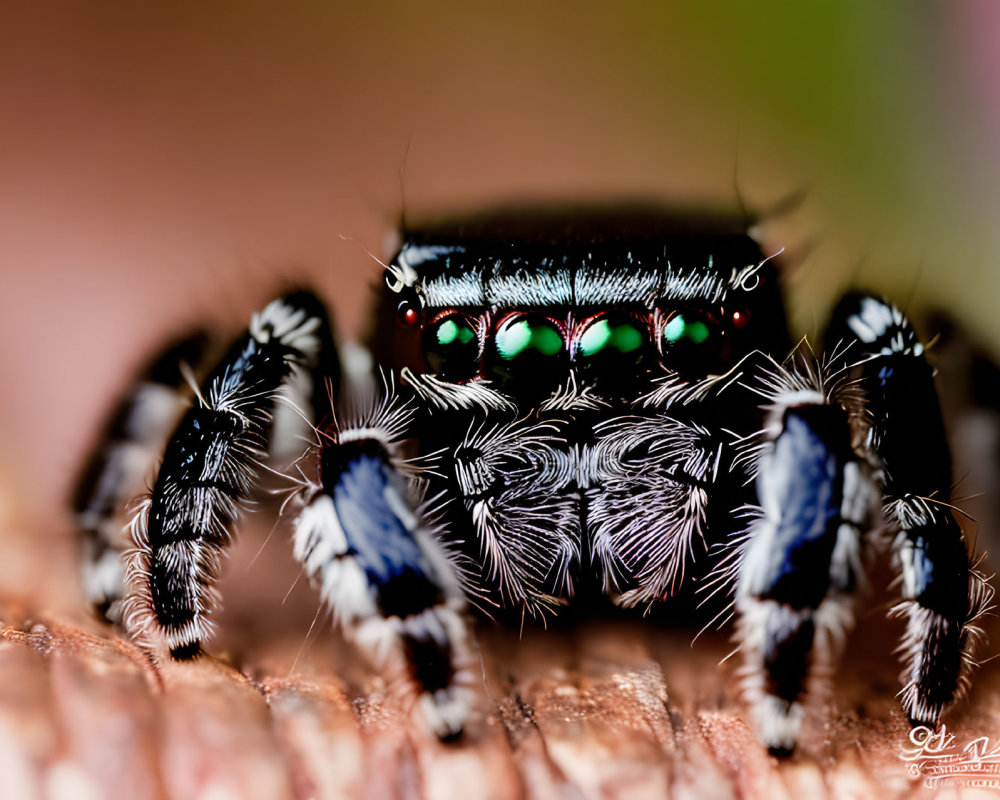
left=494, top=316, right=563, bottom=360
left=487, top=314, right=566, bottom=394
left=658, top=309, right=726, bottom=376
left=662, top=314, right=709, bottom=345
left=575, top=314, right=653, bottom=396
left=578, top=317, right=644, bottom=357
left=423, top=314, right=479, bottom=380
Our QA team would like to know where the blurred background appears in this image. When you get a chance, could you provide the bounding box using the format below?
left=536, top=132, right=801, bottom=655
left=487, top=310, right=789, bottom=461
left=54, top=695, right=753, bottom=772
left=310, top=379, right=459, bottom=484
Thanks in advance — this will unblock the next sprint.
left=2, top=2, right=1000, bottom=608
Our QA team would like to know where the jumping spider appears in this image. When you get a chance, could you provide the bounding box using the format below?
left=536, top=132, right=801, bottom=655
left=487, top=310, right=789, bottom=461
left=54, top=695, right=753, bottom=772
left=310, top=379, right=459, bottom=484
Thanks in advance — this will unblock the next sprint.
left=72, top=207, right=991, bottom=755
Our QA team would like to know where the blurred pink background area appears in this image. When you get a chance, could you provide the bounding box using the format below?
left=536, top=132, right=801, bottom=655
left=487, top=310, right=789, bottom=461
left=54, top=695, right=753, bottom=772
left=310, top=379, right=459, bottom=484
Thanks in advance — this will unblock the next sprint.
left=2, top=3, right=1000, bottom=603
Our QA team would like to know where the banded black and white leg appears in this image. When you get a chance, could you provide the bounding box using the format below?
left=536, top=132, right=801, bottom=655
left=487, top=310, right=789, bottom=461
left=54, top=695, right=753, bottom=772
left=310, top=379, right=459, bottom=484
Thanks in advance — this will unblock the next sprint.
left=827, top=294, right=992, bottom=727
left=73, top=331, right=209, bottom=623
left=734, top=362, right=880, bottom=756
left=123, top=290, right=336, bottom=659
left=291, top=391, right=474, bottom=739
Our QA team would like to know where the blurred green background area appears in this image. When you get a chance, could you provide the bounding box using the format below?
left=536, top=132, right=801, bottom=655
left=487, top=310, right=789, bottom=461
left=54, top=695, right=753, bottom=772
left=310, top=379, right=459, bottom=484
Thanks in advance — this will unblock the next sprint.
left=1, top=1, right=998, bottom=519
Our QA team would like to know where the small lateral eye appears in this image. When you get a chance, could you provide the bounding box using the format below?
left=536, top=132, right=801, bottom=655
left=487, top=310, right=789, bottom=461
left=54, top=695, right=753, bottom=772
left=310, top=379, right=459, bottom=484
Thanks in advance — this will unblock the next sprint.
left=422, top=314, right=479, bottom=380
left=397, top=300, right=421, bottom=328
left=731, top=308, right=751, bottom=330
left=657, top=308, right=727, bottom=376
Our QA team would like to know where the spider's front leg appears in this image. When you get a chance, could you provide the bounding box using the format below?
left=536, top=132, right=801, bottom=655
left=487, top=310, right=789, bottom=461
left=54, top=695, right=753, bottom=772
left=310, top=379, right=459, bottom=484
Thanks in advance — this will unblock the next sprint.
left=736, top=295, right=993, bottom=755
left=826, top=294, right=993, bottom=727
left=734, top=368, right=880, bottom=756
left=290, top=393, right=474, bottom=739
left=124, top=291, right=336, bottom=659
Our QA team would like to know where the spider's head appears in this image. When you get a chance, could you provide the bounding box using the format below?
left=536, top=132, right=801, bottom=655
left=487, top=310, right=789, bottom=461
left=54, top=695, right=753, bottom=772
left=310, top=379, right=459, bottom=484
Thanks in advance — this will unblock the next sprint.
left=382, top=206, right=791, bottom=408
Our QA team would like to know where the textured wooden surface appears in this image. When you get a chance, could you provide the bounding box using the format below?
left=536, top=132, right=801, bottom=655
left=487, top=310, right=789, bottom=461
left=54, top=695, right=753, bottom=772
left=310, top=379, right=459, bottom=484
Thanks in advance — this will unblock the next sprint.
left=2, top=517, right=998, bottom=800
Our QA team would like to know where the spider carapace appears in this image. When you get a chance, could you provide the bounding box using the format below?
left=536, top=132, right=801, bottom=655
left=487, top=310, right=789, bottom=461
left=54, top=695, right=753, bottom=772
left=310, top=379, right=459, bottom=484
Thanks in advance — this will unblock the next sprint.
left=73, top=207, right=990, bottom=754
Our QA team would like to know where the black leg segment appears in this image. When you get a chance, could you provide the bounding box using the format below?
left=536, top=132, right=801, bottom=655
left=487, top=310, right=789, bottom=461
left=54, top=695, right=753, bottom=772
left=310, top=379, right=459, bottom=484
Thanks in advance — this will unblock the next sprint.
left=735, top=355, right=879, bottom=755
left=826, top=293, right=992, bottom=727
left=292, top=391, right=473, bottom=738
left=124, top=292, right=333, bottom=659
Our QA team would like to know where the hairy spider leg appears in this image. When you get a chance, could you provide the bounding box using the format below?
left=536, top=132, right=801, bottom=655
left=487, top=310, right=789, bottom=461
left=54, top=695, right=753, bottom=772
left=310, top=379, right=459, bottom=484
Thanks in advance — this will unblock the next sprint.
left=291, top=394, right=474, bottom=740
left=73, top=331, right=209, bottom=624
left=735, top=375, right=880, bottom=756
left=123, top=291, right=334, bottom=659
left=825, top=293, right=993, bottom=728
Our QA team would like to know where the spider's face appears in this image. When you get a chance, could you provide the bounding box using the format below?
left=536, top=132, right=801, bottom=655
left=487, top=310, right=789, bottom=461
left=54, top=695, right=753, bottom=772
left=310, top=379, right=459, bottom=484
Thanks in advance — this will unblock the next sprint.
left=383, top=209, right=790, bottom=408
left=374, top=211, right=797, bottom=618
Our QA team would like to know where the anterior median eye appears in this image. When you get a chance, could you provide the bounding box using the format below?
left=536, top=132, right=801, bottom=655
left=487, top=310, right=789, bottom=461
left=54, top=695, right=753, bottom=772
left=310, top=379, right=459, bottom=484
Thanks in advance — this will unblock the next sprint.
left=487, top=314, right=566, bottom=395
left=657, top=308, right=726, bottom=376
left=494, top=316, right=563, bottom=359
left=422, top=314, right=479, bottom=380
left=662, top=313, right=709, bottom=346
left=575, top=314, right=653, bottom=397
left=578, top=316, right=644, bottom=357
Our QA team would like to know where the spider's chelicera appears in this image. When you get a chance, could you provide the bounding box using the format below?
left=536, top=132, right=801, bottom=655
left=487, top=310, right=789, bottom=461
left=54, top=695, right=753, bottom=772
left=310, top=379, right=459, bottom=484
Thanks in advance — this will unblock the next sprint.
left=72, top=208, right=992, bottom=755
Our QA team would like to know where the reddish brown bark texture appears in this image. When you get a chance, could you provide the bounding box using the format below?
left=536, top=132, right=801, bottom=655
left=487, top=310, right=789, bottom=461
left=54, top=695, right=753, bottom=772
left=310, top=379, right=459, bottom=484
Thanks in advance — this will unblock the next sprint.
left=1, top=541, right=997, bottom=800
